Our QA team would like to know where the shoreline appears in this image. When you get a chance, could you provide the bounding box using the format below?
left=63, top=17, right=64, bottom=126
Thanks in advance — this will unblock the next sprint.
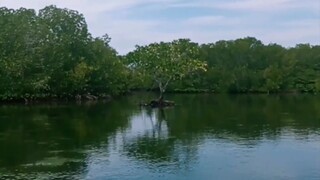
left=0, top=94, right=113, bottom=105
left=1, top=90, right=317, bottom=105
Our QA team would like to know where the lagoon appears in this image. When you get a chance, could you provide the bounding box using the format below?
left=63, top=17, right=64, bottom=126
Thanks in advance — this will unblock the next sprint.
left=0, top=94, right=320, bottom=180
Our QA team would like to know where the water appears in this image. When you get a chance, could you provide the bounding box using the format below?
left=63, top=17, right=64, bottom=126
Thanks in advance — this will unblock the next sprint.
left=0, top=93, right=320, bottom=180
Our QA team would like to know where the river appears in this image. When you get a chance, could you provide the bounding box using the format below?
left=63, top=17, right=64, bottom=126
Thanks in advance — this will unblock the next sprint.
left=0, top=93, right=319, bottom=179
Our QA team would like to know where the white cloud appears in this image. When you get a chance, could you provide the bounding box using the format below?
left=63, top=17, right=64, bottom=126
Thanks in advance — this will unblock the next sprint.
left=261, top=27, right=320, bottom=46
left=182, top=15, right=248, bottom=27
left=171, top=0, right=320, bottom=12
left=0, top=0, right=319, bottom=54
left=94, top=18, right=165, bottom=53
left=216, top=0, right=295, bottom=11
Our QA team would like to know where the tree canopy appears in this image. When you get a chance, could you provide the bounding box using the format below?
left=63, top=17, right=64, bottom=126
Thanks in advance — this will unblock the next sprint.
left=0, top=5, right=320, bottom=102
left=126, top=39, right=206, bottom=99
left=0, top=6, right=128, bottom=101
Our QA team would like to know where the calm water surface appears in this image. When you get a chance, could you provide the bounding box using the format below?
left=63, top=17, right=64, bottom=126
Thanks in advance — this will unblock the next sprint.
left=0, top=94, right=320, bottom=180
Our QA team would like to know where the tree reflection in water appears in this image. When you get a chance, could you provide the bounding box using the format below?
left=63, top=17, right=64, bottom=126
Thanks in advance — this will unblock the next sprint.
left=0, top=100, right=132, bottom=179
left=124, top=108, right=198, bottom=170
left=0, top=94, right=320, bottom=179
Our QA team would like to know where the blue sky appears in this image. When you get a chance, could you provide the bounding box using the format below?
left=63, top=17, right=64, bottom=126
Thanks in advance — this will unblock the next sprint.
left=1, top=0, right=319, bottom=54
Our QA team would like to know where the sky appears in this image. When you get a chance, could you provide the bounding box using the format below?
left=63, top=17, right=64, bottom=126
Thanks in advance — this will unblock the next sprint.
left=1, top=0, right=319, bottom=54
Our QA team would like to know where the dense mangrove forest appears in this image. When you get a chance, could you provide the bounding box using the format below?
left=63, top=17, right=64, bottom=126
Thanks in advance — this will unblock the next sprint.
left=1, top=6, right=319, bottom=102
left=1, top=4, right=320, bottom=180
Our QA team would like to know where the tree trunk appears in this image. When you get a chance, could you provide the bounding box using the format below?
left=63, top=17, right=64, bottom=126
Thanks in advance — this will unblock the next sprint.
left=158, top=88, right=164, bottom=106
left=141, top=79, right=174, bottom=108
left=157, top=77, right=171, bottom=103
left=158, top=82, right=165, bottom=103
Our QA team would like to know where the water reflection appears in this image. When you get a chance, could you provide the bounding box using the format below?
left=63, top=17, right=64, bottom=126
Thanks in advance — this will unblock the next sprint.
left=0, top=94, right=320, bottom=179
left=123, top=108, right=198, bottom=170
left=119, top=94, right=320, bottom=179
left=0, top=100, right=133, bottom=179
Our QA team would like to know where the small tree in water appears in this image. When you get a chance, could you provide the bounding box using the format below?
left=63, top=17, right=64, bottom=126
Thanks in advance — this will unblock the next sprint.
left=127, top=39, right=206, bottom=106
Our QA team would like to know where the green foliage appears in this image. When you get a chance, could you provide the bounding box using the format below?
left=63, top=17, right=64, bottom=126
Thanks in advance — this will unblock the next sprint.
left=87, top=37, right=129, bottom=95
left=0, top=5, right=319, bottom=101
left=125, top=37, right=319, bottom=94
left=178, top=38, right=319, bottom=93
left=0, top=6, right=128, bottom=100
left=315, top=79, right=320, bottom=92
left=126, top=39, right=207, bottom=98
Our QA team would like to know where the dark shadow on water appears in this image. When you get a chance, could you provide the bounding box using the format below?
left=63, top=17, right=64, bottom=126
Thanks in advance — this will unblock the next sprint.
left=0, top=99, right=135, bottom=178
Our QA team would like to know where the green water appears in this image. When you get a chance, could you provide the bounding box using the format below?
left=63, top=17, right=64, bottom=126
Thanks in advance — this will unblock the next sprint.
left=0, top=94, right=320, bottom=180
